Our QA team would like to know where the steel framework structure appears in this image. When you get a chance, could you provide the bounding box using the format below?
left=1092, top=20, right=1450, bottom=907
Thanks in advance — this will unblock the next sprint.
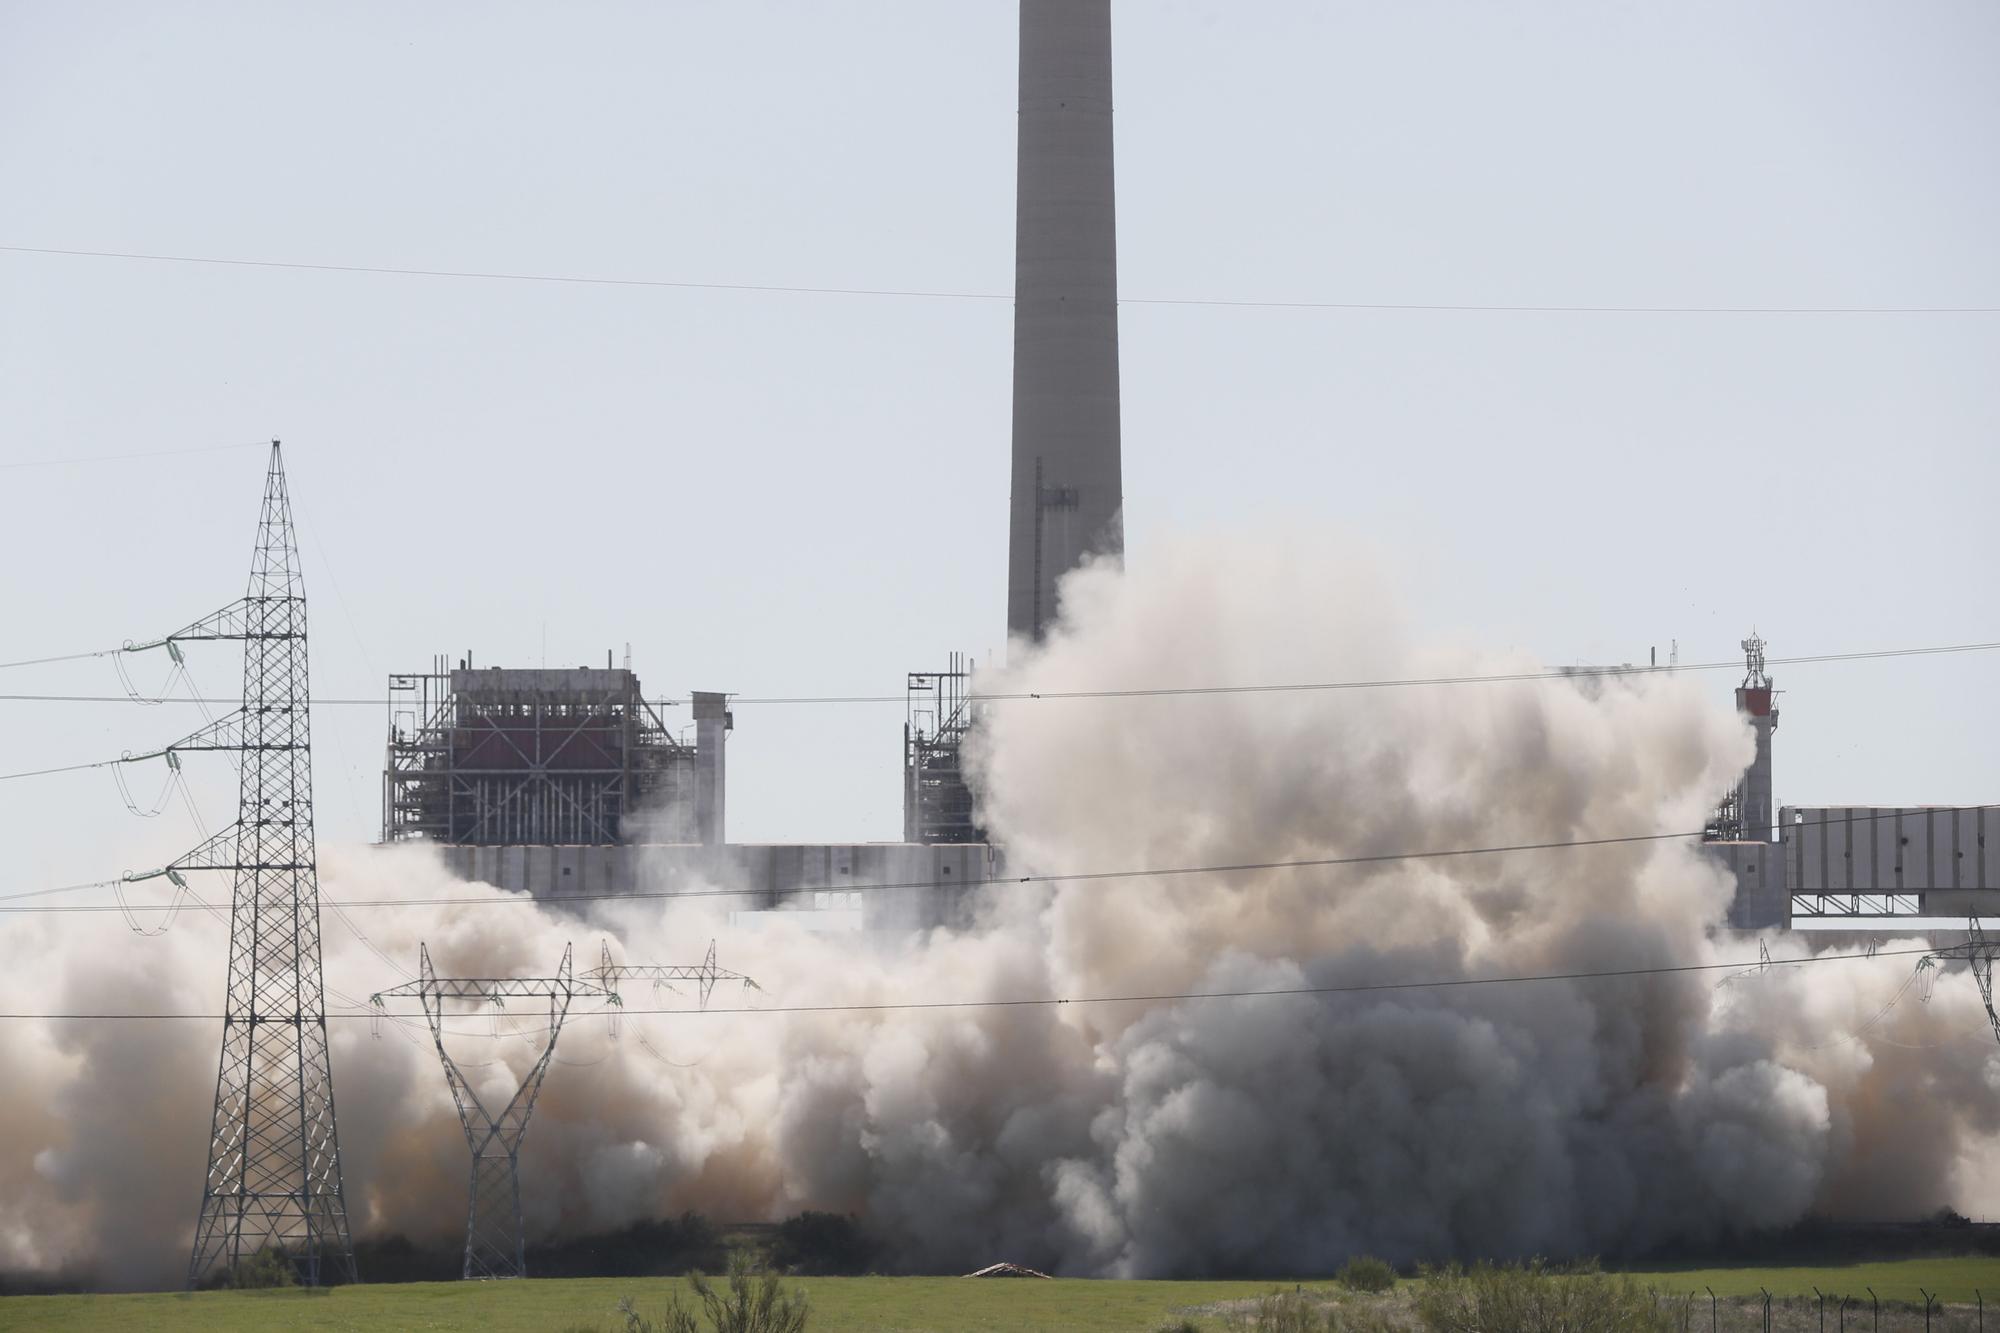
left=372, top=944, right=612, bottom=1280
left=587, top=939, right=760, bottom=1015
left=383, top=663, right=694, bottom=845
left=128, top=443, right=360, bottom=1288
left=1703, top=635, right=1777, bottom=844
left=903, top=654, right=981, bottom=844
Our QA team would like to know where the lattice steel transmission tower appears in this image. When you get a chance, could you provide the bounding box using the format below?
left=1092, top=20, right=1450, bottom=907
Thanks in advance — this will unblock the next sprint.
left=1917, top=919, right=2000, bottom=1047
left=372, top=944, right=612, bottom=1280
left=132, top=443, right=359, bottom=1287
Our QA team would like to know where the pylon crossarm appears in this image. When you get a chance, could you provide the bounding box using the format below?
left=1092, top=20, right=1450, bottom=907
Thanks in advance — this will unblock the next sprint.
left=374, top=977, right=614, bottom=1003
left=1920, top=919, right=2000, bottom=1047
left=116, top=711, right=284, bottom=777
left=589, top=939, right=758, bottom=1011
left=124, top=596, right=289, bottom=652
left=593, top=963, right=738, bottom=984
left=122, top=708, right=302, bottom=765
left=173, top=823, right=241, bottom=875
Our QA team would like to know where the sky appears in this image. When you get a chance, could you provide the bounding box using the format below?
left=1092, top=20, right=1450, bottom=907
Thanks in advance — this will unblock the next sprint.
left=2, top=0, right=1997, bottom=897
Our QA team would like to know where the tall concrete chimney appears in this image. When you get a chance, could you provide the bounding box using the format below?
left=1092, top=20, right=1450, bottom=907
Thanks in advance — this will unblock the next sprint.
left=1007, top=0, right=1123, bottom=645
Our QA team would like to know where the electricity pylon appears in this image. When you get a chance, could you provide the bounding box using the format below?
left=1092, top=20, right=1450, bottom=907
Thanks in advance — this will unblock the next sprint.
left=1916, top=918, right=2000, bottom=1047
left=372, top=943, right=613, bottom=1280
left=121, top=443, right=359, bottom=1288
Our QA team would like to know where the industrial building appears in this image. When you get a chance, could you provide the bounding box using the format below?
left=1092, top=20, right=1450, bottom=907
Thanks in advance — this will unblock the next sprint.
left=376, top=2, right=1987, bottom=939
left=1702, top=637, right=1998, bottom=932
left=379, top=2, right=1116, bottom=927
left=383, top=657, right=722, bottom=848
left=381, top=656, right=989, bottom=929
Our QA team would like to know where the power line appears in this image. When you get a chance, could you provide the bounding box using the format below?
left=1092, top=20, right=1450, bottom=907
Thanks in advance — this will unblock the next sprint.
left=0, top=946, right=1934, bottom=1022
left=1, top=637, right=1996, bottom=707
left=0, top=650, right=121, bottom=671
left=0, top=757, right=125, bottom=782
left=5, top=804, right=1989, bottom=911
left=0, top=441, right=265, bottom=472
left=5, top=245, right=1995, bottom=316
left=727, top=640, right=2000, bottom=705
left=0, top=637, right=1994, bottom=783
left=0, top=877, right=127, bottom=903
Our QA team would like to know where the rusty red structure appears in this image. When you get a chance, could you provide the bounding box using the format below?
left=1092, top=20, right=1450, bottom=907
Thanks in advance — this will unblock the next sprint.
left=383, top=661, right=708, bottom=846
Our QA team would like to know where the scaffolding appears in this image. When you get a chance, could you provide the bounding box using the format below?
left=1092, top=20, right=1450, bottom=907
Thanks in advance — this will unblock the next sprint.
left=383, top=660, right=695, bottom=845
left=904, top=653, right=981, bottom=844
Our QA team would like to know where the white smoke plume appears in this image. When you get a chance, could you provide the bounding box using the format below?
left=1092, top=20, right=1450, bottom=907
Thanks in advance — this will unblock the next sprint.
left=2, top=532, right=1995, bottom=1290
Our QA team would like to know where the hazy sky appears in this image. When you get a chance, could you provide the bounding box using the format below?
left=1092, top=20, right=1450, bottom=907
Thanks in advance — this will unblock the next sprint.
left=3, top=1, right=1996, bottom=895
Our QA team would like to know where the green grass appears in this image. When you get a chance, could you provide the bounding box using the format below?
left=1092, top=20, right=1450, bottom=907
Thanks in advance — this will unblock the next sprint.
left=1, top=1259, right=1995, bottom=1332
left=1625, top=1256, right=2000, bottom=1303
left=0, top=1275, right=1274, bottom=1333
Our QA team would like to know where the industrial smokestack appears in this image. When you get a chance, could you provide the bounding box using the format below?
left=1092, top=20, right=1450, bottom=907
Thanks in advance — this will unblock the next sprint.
left=1007, top=0, right=1123, bottom=645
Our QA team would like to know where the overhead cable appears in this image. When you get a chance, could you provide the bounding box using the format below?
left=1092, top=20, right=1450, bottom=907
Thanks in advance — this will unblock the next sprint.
left=4, top=803, right=1989, bottom=912
left=0, top=757, right=127, bottom=782
left=0, top=441, right=266, bottom=472
left=1, top=637, right=1996, bottom=707
left=0, top=650, right=121, bottom=671
left=0, top=946, right=1934, bottom=1023
left=4, top=245, right=1994, bottom=316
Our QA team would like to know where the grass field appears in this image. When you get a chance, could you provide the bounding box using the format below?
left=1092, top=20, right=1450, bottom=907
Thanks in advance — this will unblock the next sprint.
left=2, top=1259, right=1996, bottom=1332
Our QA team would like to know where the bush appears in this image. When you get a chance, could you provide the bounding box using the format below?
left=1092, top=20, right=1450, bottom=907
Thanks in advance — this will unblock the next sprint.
left=769, top=1212, right=875, bottom=1276
left=1154, top=1320, right=1203, bottom=1333
left=617, top=1254, right=809, bottom=1333
left=535, top=1213, right=725, bottom=1278
left=1336, top=1255, right=1397, bottom=1294
left=199, top=1245, right=298, bottom=1290
left=1226, top=1291, right=1320, bottom=1333
left=1414, top=1260, right=1672, bottom=1333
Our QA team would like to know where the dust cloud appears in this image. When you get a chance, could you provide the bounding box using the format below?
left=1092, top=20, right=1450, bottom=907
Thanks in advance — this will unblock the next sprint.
left=2, top=533, right=1995, bottom=1289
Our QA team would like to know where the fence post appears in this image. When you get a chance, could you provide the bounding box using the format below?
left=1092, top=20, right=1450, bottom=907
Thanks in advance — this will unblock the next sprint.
left=1763, top=1286, right=1773, bottom=1333
left=1920, top=1287, right=1934, bottom=1333
left=1868, top=1286, right=1878, bottom=1333
left=1709, top=1285, right=1718, bottom=1333
left=1815, top=1285, right=1827, bottom=1333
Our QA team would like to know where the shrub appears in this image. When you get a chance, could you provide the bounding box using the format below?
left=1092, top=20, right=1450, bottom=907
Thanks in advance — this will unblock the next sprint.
left=1326, top=1309, right=1402, bottom=1333
left=537, top=1213, right=725, bottom=1278
left=199, top=1245, right=297, bottom=1290
left=1225, top=1291, right=1326, bottom=1333
left=1154, top=1320, right=1203, bottom=1333
left=617, top=1294, right=698, bottom=1333
left=1336, top=1255, right=1397, bottom=1294
left=1414, top=1260, right=1672, bottom=1333
left=617, top=1254, right=809, bottom=1333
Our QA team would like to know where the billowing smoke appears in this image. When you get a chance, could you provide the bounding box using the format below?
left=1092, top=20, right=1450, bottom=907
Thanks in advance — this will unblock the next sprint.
left=3, top=533, right=1996, bottom=1290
